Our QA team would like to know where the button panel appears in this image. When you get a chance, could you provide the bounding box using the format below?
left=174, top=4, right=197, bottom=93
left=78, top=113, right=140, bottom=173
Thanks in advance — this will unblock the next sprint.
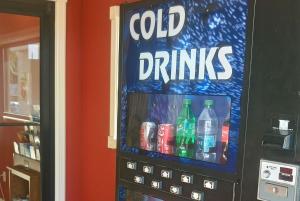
left=120, top=158, right=234, bottom=201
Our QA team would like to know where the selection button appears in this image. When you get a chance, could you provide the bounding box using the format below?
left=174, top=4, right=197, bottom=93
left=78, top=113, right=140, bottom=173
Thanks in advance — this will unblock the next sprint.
left=191, top=191, right=204, bottom=200
left=134, top=176, right=144, bottom=184
left=204, top=180, right=217, bottom=190
left=143, top=165, right=154, bottom=174
left=151, top=180, right=162, bottom=189
left=181, top=174, right=193, bottom=184
left=170, top=185, right=182, bottom=195
left=126, top=161, right=137, bottom=170
left=161, top=170, right=172, bottom=179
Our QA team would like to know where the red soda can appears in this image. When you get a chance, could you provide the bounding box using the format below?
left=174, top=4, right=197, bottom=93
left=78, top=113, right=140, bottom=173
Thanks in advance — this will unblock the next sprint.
left=140, top=122, right=157, bottom=151
left=157, top=124, right=175, bottom=154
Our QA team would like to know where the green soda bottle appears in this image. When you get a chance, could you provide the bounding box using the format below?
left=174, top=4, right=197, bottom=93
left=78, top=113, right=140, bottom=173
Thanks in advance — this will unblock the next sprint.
left=176, top=99, right=196, bottom=158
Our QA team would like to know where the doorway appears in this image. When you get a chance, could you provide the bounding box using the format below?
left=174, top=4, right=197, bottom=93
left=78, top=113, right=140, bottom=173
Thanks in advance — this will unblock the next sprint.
left=0, top=1, right=55, bottom=201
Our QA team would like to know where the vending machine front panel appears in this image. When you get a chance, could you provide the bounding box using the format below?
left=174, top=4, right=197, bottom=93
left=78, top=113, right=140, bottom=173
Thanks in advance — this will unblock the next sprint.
left=117, top=0, right=251, bottom=200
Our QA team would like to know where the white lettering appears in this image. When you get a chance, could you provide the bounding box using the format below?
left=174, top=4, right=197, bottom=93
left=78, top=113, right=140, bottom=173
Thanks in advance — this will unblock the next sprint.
left=168, top=5, right=185, bottom=37
left=129, top=5, right=185, bottom=40
left=130, top=13, right=140, bottom=40
left=157, top=9, right=168, bottom=38
left=179, top=49, right=196, bottom=80
left=138, top=46, right=234, bottom=83
left=155, top=51, right=170, bottom=83
left=139, top=52, right=153, bottom=80
left=199, top=48, right=218, bottom=80
left=171, top=50, right=177, bottom=80
left=141, top=11, right=156, bottom=40
left=217, top=46, right=233, bottom=80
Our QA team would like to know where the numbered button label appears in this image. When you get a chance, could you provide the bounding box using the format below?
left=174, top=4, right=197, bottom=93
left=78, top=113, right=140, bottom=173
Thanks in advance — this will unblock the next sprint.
left=204, top=180, right=217, bottom=190
left=143, top=165, right=154, bottom=174
left=151, top=180, right=162, bottom=189
left=127, top=162, right=137, bottom=170
left=161, top=170, right=172, bottom=179
left=181, top=174, right=193, bottom=184
left=134, top=176, right=144, bottom=184
left=191, top=191, right=204, bottom=200
left=170, top=186, right=182, bottom=195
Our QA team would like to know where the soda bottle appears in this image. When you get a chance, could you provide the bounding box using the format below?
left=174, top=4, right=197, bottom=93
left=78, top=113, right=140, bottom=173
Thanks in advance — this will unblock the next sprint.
left=220, top=119, right=229, bottom=164
left=196, top=99, right=218, bottom=162
left=176, top=99, right=196, bottom=158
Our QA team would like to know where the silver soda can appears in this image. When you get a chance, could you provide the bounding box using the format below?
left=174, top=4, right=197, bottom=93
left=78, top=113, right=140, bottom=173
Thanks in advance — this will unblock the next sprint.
left=140, top=122, right=157, bottom=151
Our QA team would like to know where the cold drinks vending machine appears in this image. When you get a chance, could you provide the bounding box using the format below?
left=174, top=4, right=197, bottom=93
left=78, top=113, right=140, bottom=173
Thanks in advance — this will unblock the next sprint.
left=115, top=0, right=300, bottom=200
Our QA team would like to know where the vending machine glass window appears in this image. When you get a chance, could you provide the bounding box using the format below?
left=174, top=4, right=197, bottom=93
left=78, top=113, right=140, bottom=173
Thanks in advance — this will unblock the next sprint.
left=126, top=93, right=231, bottom=165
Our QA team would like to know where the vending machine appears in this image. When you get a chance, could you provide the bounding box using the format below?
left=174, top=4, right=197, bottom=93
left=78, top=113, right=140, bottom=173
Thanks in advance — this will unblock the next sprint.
left=115, top=0, right=300, bottom=200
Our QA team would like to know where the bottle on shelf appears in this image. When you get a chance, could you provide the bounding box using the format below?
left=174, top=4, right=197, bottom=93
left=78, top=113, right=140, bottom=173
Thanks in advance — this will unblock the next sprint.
left=196, top=99, right=219, bottom=162
left=220, top=118, right=229, bottom=164
left=176, top=99, right=196, bottom=158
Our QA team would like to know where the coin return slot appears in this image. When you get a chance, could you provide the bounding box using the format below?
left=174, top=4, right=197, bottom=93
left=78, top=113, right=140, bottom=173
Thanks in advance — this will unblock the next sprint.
left=265, top=183, right=288, bottom=198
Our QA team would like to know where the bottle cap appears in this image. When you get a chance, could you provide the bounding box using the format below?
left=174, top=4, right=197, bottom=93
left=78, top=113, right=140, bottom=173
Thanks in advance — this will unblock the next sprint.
left=204, top=100, right=214, bottom=107
left=183, top=99, right=192, bottom=105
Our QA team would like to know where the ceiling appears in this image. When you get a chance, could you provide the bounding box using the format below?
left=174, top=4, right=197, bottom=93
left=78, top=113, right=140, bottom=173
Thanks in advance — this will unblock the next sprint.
left=0, top=13, right=38, bottom=35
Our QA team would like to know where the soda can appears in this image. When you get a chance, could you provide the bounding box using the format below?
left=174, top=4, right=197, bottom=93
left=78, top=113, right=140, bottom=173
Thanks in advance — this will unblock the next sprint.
left=157, top=124, right=175, bottom=154
left=140, top=122, right=157, bottom=151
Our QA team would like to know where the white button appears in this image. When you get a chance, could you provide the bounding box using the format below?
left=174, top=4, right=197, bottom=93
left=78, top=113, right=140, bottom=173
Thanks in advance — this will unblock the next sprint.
left=127, top=162, right=137, bottom=170
left=204, top=180, right=217, bottom=190
left=170, top=186, right=182, bottom=195
left=181, top=174, right=193, bottom=184
left=143, top=165, right=154, bottom=174
left=151, top=180, right=162, bottom=189
left=191, top=191, right=204, bottom=200
left=134, top=176, right=144, bottom=184
left=161, top=170, right=172, bottom=179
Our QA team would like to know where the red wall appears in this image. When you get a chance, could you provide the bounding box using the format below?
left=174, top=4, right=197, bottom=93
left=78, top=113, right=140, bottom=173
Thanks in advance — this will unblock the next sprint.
left=66, top=0, right=139, bottom=200
left=66, top=0, right=82, bottom=200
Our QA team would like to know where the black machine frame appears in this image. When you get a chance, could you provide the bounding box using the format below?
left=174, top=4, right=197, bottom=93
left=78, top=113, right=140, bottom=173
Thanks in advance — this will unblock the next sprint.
left=0, top=1, right=55, bottom=201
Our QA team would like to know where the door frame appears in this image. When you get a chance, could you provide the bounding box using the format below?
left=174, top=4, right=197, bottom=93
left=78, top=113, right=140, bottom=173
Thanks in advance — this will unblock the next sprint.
left=0, top=0, right=67, bottom=201
left=53, top=0, right=67, bottom=201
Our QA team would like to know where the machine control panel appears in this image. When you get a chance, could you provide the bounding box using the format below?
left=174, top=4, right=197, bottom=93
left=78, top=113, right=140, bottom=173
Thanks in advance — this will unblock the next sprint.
left=260, top=160, right=297, bottom=185
left=120, top=157, right=235, bottom=201
left=258, top=159, right=300, bottom=201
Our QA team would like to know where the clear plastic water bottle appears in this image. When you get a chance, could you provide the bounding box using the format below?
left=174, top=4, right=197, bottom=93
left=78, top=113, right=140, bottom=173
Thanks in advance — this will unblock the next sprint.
left=196, top=99, right=218, bottom=162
